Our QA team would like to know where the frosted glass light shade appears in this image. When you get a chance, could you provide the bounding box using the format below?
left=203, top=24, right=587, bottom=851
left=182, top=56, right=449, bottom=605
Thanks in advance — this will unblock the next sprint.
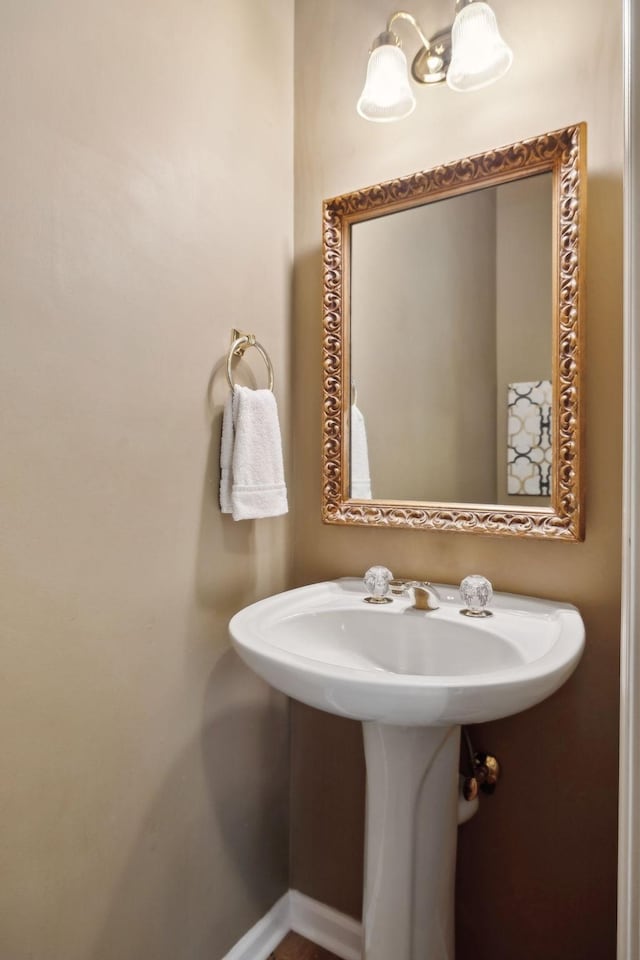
left=357, top=44, right=416, bottom=122
left=447, top=1, right=513, bottom=92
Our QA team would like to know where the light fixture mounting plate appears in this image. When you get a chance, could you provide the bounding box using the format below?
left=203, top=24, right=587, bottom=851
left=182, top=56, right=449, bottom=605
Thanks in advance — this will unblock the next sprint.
left=411, top=27, right=452, bottom=84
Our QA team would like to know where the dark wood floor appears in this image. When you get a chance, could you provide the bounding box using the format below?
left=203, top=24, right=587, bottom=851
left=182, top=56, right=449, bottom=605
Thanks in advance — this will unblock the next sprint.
left=270, top=931, right=341, bottom=960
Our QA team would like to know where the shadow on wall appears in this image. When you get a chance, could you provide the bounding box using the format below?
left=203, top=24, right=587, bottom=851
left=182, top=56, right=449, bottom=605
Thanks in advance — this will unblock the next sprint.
left=184, top=358, right=290, bottom=680
left=90, top=364, right=290, bottom=960
left=91, top=651, right=289, bottom=960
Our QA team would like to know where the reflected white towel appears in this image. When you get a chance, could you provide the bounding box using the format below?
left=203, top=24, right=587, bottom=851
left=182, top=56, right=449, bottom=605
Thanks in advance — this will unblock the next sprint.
left=351, top=403, right=372, bottom=499
left=230, top=385, right=288, bottom=520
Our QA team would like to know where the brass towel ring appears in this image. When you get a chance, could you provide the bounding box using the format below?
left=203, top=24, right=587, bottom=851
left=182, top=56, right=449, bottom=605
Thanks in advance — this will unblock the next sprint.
left=226, top=330, right=274, bottom=391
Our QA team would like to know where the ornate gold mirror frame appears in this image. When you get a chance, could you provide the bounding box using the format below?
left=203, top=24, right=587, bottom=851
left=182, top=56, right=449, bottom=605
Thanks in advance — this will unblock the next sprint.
left=322, top=124, right=586, bottom=540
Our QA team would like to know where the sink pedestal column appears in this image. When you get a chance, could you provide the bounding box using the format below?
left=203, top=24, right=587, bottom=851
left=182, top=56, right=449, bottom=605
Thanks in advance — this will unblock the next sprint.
left=362, top=723, right=460, bottom=960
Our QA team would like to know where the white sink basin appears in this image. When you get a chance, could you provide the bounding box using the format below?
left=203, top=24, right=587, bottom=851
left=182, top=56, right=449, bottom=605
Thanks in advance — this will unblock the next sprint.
left=229, top=578, right=585, bottom=726
left=229, top=577, right=584, bottom=960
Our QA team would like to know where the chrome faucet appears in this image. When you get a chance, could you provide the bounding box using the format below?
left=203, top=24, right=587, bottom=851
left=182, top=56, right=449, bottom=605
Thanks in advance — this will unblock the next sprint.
left=389, top=579, right=441, bottom=611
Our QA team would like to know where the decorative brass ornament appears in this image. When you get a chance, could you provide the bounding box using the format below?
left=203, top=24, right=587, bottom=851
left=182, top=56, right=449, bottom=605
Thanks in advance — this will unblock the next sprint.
left=462, top=728, right=501, bottom=799
left=321, top=124, right=586, bottom=540
left=462, top=775, right=479, bottom=802
left=473, top=752, right=501, bottom=795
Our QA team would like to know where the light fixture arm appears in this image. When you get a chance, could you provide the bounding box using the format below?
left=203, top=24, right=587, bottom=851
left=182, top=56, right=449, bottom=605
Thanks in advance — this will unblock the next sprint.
left=385, top=10, right=433, bottom=54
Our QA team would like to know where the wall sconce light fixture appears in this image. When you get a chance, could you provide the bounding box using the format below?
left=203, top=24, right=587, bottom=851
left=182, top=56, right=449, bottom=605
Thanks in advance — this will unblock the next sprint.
left=357, top=0, right=513, bottom=122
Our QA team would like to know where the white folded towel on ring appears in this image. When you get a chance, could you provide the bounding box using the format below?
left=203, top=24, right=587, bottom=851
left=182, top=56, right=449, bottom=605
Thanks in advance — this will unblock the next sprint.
left=219, top=385, right=288, bottom=520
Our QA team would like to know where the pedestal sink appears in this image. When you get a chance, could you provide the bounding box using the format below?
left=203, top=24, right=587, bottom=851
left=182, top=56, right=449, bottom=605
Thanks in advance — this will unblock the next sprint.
left=229, top=578, right=584, bottom=960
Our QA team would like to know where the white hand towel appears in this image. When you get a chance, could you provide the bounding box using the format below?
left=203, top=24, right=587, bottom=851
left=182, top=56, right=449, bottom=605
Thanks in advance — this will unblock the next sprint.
left=219, top=389, right=236, bottom=514
left=350, top=403, right=372, bottom=499
left=231, top=385, right=288, bottom=520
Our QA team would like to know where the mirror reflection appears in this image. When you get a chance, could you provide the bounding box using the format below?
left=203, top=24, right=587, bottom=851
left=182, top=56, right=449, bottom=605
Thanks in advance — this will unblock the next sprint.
left=349, top=172, right=553, bottom=506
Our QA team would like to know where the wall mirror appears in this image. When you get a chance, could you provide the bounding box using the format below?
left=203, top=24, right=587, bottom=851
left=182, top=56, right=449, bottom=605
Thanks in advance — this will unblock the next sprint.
left=322, top=124, right=585, bottom=539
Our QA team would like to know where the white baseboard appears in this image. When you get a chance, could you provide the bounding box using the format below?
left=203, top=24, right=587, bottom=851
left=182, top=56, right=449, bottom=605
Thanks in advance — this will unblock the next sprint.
left=222, top=893, right=290, bottom=960
left=221, top=890, right=363, bottom=960
left=289, top=890, right=362, bottom=960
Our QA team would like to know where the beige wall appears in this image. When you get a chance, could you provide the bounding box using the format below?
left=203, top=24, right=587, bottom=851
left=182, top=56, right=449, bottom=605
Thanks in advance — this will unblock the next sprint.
left=0, top=2, right=293, bottom=959
left=293, top=1, right=622, bottom=958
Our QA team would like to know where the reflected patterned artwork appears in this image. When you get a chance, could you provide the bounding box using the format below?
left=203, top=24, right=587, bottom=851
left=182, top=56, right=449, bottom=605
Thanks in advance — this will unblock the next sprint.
left=507, top=380, right=552, bottom=496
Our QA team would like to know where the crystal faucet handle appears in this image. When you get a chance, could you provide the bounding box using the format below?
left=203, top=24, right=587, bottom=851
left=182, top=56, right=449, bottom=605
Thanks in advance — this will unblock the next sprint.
left=363, top=566, right=394, bottom=604
left=460, top=575, right=493, bottom=618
